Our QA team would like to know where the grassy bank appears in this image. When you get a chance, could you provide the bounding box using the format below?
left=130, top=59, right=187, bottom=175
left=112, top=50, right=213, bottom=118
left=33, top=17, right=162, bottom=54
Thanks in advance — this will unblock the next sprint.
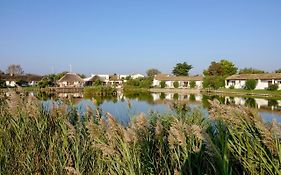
left=0, top=92, right=280, bottom=174
left=84, top=86, right=117, bottom=97
left=202, top=88, right=281, bottom=99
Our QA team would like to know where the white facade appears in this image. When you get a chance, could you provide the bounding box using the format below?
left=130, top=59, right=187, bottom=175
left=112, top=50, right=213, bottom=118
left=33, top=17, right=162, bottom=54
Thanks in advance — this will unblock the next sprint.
left=5, top=80, right=16, bottom=87
left=131, top=74, right=145, bottom=79
left=153, top=78, right=203, bottom=89
left=226, top=78, right=281, bottom=90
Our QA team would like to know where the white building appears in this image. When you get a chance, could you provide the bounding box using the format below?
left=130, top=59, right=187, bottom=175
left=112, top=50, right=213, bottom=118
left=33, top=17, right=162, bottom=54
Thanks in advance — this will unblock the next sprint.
left=225, top=73, right=281, bottom=90
left=0, top=74, right=42, bottom=87
left=58, top=73, right=84, bottom=87
left=131, top=73, right=145, bottom=79
left=152, top=74, right=204, bottom=89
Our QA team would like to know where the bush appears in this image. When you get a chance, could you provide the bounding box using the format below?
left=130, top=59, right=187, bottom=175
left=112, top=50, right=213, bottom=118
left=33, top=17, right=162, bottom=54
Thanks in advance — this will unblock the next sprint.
left=267, top=84, right=279, bottom=91
left=244, top=79, right=257, bottom=90
left=160, top=81, right=166, bottom=88
left=125, top=77, right=153, bottom=88
left=189, top=80, right=196, bottom=88
left=229, top=85, right=235, bottom=89
left=173, top=81, right=179, bottom=88
left=203, top=76, right=225, bottom=89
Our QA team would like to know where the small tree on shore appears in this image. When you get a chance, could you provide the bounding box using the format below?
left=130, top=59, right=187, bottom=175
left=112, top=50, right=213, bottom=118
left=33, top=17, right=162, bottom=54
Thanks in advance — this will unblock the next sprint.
left=160, top=81, right=166, bottom=88
left=173, top=81, right=179, bottom=88
left=189, top=81, right=196, bottom=88
left=244, top=79, right=257, bottom=90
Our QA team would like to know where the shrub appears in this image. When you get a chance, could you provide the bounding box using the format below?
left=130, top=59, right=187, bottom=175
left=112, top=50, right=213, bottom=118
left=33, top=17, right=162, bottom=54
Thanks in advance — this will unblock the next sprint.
left=267, top=83, right=279, bottom=91
left=189, top=80, right=196, bottom=88
left=173, top=81, right=179, bottom=88
left=229, top=85, right=235, bottom=89
left=203, top=76, right=225, bottom=89
left=160, top=81, right=166, bottom=88
left=244, top=79, right=257, bottom=90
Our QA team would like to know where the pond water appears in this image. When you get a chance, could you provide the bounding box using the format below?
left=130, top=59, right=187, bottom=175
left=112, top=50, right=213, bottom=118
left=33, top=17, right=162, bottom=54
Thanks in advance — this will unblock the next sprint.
left=35, top=91, right=281, bottom=124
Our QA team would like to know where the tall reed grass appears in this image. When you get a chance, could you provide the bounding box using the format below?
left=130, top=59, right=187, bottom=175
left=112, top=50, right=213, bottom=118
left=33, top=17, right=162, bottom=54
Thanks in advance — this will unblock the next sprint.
left=0, top=92, right=280, bottom=174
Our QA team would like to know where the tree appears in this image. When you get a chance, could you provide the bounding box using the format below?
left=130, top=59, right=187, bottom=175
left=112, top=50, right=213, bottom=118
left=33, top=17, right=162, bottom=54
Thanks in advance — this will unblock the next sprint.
left=239, top=68, right=265, bottom=74
left=244, top=79, right=257, bottom=90
left=275, top=68, right=281, bottom=73
left=160, top=81, right=166, bottom=88
left=172, top=62, right=193, bottom=76
left=173, top=81, right=179, bottom=88
left=220, top=59, right=238, bottom=76
left=204, top=60, right=237, bottom=76
left=146, top=68, right=161, bottom=77
left=0, top=69, right=4, bottom=74
left=204, top=61, right=223, bottom=76
left=189, top=80, right=196, bottom=88
left=6, top=64, right=24, bottom=75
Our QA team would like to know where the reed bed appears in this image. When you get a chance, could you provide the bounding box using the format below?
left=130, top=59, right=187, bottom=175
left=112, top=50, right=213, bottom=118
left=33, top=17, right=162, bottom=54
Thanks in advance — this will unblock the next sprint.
left=0, top=92, right=280, bottom=175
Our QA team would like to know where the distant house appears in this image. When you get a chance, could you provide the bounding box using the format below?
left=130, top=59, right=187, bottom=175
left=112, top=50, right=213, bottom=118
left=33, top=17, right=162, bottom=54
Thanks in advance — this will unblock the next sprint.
left=131, top=73, right=145, bottom=79
left=58, top=73, right=84, bottom=87
left=83, top=75, right=106, bottom=86
left=0, top=74, right=42, bottom=87
left=153, top=74, right=204, bottom=89
left=108, top=74, right=123, bottom=88
left=225, top=73, right=281, bottom=90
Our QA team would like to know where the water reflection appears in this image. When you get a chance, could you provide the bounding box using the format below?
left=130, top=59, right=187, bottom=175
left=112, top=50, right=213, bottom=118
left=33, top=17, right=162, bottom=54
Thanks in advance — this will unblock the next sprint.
left=30, top=91, right=281, bottom=123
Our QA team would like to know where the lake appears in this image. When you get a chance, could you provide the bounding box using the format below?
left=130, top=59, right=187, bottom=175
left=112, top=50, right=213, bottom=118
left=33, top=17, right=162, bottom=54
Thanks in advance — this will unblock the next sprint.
left=31, top=91, right=281, bottom=124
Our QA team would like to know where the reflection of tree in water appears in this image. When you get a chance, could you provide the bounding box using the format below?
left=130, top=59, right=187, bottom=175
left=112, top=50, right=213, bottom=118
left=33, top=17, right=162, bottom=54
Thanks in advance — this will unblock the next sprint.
left=189, top=94, right=195, bottom=101
left=202, top=95, right=225, bottom=108
left=173, top=93, right=179, bottom=100
left=160, top=93, right=165, bottom=100
left=36, top=92, right=57, bottom=101
left=171, top=102, right=191, bottom=117
left=123, top=91, right=153, bottom=104
left=268, top=99, right=278, bottom=107
left=245, top=98, right=257, bottom=108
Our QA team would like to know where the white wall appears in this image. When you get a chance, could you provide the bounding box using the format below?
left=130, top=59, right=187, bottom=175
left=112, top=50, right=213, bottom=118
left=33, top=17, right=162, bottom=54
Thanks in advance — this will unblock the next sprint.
left=226, top=79, right=281, bottom=90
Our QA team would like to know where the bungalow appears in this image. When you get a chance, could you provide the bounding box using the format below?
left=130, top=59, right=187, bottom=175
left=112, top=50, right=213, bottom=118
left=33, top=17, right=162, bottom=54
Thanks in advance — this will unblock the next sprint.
left=58, top=73, right=84, bottom=87
left=0, top=74, right=42, bottom=87
left=131, top=73, right=145, bottom=79
left=225, top=73, right=281, bottom=90
left=152, top=74, right=204, bottom=89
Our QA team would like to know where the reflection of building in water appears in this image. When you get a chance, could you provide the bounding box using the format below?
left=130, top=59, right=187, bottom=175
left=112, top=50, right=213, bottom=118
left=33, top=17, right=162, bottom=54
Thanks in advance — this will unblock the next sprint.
left=58, top=93, right=83, bottom=98
left=225, top=96, right=281, bottom=110
left=152, top=93, right=202, bottom=102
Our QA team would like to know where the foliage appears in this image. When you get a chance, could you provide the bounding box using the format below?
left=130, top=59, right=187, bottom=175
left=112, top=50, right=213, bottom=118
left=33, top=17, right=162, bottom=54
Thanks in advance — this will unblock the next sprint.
left=244, top=79, right=257, bottom=90
left=173, top=81, right=179, bottom=88
left=93, top=79, right=103, bottom=86
left=0, top=80, right=6, bottom=88
left=204, top=60, right=237, bottom=77
left=160, top=81, right=166, bottom=88
left=239, top=68, right=265, bottom=74
left=229, top=85, right=235, bottom=89
left=0, top=93, right=280, bottom=174
left=84, top=86, right=116, bottom=97
left=172, top=62, right=193, bottom=76
left=146, top=68, right=161, bottom=77
left=267, top=84, right=279, bottom=91
left=219, top=59, right=238, bottom=76
left=125, top=77, right=153, bottom=88
left=6, top=64, right=24, bottom=75
left=203, top=76, right=225, bottom=89
left=275, top=69, right=281, bottom=73
left=190, top=80, right=196, bottom=88
left=16, top=80, right=28, bottom=86
left=203, top=60, right=237, bottom=89
left=37, top=72, right=68, bottom=88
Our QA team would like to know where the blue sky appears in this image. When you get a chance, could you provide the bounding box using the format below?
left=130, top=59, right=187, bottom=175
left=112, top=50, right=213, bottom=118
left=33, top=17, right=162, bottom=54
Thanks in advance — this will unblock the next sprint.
left=0, top=0, right=281, bottom=76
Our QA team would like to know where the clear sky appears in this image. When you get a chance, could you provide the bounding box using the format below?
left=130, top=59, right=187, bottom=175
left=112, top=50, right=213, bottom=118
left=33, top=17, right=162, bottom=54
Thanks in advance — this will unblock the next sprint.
left=0, top=0, right=281, bottom=76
